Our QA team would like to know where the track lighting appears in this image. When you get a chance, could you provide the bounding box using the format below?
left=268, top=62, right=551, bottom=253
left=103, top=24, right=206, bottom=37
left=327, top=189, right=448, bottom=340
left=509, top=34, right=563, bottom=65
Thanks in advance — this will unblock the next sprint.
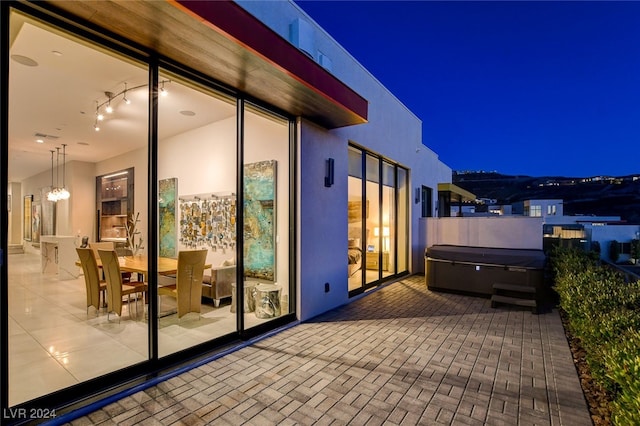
left=105, top=92, right=114, bottom=114
left=92, top=80, right=170, bottom=131
left=123, top=82, right=130, bottom=104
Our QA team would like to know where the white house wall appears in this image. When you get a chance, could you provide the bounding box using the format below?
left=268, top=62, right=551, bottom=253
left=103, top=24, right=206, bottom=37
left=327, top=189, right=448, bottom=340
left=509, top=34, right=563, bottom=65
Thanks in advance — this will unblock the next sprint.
left=425, top=217, right=544, bottom=252
left=238, top=1, right=453, bottom=321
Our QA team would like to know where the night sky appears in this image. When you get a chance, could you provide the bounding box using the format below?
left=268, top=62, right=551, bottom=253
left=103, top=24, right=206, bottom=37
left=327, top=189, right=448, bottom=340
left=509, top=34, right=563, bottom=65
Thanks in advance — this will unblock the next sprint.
left=296, top=1, right=640, bottom=178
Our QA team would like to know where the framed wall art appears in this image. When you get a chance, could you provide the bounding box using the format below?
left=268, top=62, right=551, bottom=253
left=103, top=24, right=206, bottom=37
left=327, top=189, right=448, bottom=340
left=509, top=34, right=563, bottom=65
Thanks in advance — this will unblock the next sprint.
left=32, top=202, right=41, bottom=243
left=159, top=177, right=178, bottom=258
left=244, top=160, right=276, bottom=281
left=23, top=195, right=32, bottom=241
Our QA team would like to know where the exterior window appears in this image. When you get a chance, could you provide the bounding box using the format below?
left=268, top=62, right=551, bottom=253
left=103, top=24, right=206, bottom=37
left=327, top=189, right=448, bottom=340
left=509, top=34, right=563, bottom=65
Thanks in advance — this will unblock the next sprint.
left=5, top=8, right=295, bottom=408
left=421, top=186, right=433, bottom=217
left=530, top=205, right=542, bottom=217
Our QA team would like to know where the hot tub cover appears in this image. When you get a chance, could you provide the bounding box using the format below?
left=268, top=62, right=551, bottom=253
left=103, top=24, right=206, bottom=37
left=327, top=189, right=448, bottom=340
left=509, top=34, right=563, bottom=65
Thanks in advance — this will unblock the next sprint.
left=426, top=245, right=546, bottom=269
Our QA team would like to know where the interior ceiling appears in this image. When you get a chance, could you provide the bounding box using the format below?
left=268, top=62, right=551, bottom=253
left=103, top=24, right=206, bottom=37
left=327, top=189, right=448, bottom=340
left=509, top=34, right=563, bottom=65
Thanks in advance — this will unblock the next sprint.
left=10, top=0, right=369, bottom=183
left=8, top=13, right=235, bottom=183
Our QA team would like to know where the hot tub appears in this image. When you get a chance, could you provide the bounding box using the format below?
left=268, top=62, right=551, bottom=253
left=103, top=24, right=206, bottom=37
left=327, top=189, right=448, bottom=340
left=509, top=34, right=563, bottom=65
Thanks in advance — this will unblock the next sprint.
left=425, top=245, right=546, bottom=297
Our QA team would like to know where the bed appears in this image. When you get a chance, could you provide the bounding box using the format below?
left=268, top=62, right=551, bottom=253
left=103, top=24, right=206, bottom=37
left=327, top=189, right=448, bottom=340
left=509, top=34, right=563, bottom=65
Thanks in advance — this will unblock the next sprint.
left=348, top=238, right=363, bottom=277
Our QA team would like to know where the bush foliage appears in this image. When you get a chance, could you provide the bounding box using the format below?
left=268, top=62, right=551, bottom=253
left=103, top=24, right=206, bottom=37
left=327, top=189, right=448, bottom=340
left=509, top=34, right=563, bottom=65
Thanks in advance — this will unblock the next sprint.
left=552, top=247, right=640, bottom=425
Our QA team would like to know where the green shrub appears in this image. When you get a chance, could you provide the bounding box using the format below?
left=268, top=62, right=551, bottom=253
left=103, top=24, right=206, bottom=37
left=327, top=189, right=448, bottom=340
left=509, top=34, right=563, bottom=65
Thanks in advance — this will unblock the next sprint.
left=603, top=329, right=640, bottom=425
left=552, top=247, right=640, bottom=424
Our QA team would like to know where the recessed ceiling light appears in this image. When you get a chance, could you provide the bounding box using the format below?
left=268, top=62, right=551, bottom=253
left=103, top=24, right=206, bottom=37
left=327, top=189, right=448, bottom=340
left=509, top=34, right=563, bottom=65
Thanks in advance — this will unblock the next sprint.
left=35, top=139, right=44, bottom=144
left=51, top=50, right=63, bottom=56
left=180, top=110, right=196, bottom=116
left=10, top=54, right=38, bottom=67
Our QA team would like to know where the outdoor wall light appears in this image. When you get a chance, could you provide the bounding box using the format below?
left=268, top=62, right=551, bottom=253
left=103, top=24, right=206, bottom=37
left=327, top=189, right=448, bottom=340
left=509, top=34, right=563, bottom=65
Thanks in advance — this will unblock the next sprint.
left=324, top=158, right=334, bottom=187
left=415, top=187, right=420, bottom=204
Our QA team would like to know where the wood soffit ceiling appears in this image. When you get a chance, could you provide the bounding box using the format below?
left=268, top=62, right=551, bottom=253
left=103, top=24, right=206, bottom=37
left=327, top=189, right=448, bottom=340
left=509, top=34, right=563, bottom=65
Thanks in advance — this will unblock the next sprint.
left=41, top=0, right=369, bottom=129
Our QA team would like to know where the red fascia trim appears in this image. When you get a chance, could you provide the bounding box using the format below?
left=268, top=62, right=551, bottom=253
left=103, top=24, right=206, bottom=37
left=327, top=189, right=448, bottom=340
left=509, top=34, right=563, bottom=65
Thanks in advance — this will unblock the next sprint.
left=171, top=0, right=368, bottom=122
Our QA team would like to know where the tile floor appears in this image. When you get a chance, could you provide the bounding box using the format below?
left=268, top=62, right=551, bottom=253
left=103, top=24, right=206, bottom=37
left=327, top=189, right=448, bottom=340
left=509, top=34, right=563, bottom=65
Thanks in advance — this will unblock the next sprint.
left=60, top=275, right=591, bottom=425
left=7, top=252, right=276, bottom=406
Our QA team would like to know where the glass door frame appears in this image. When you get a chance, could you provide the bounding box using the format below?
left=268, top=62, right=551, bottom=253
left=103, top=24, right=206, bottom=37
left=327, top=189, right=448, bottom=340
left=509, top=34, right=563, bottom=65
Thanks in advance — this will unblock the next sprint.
left=348, top=144, right=409, bottom=298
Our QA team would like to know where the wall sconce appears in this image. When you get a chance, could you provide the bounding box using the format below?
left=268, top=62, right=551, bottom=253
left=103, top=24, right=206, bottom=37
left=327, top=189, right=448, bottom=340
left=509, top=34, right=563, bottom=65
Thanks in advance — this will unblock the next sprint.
left=414, top=187, right=421, bottom=204
left=324, top=158, right=334, bottom=187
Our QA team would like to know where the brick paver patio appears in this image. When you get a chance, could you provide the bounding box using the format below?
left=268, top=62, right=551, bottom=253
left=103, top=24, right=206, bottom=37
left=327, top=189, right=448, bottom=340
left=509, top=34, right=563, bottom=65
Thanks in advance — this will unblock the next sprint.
left=62, top=275, right=591, bottom=425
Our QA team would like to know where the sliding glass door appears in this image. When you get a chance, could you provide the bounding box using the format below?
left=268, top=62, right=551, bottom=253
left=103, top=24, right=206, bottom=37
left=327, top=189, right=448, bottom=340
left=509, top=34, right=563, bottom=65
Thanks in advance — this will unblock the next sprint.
left=3, top=4, right=296, bottom=410
left=347, top=145, right=409, bottom=296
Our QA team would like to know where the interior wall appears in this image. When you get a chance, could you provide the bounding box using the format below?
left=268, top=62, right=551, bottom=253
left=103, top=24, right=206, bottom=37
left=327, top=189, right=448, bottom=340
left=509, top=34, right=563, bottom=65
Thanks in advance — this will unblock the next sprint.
left=158, top=117, right=236, bottom=267
left=67, top=161, right=97, bottom=241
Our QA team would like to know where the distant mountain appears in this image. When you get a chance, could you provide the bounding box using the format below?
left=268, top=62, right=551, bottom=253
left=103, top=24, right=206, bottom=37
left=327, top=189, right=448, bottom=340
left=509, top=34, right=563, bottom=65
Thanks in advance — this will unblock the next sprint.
left=452, top=171, right=640, bottom=223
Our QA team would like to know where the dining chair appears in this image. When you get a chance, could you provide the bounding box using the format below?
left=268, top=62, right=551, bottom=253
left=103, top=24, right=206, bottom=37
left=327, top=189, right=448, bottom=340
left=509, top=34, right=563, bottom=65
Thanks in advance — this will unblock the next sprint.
left=98, top=249, right=147, bottom=321
left=76, top=247, right=107, bottom=315
left=90, top=241, right=132, bottom=282
left=159, top=249, right=208, bottom=319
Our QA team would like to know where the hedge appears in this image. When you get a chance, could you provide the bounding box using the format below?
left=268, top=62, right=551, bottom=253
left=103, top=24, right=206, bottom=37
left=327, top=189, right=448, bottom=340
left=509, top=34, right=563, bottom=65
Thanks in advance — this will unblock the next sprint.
left=552, top=247, right=640, bottom=424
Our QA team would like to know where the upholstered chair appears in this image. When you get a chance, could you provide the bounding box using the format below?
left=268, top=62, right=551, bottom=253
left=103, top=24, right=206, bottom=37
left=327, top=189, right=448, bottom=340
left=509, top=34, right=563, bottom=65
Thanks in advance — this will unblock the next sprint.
left=202, top=262, right=235, bottom=307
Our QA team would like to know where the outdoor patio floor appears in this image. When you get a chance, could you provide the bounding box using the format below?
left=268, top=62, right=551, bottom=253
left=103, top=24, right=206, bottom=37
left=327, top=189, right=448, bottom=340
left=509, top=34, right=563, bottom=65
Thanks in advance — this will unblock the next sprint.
left=60, top=275, right=591, bottom=425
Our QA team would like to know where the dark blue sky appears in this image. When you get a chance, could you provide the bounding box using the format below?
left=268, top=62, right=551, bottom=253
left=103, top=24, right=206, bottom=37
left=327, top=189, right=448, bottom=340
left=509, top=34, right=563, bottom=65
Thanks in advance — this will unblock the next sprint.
left=296, top=1, right=640, bottom=178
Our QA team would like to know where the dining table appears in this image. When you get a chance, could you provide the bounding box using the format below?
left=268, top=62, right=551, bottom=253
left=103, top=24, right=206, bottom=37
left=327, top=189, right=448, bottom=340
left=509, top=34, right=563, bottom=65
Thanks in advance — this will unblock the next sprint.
left=76, top=255, right=212, bottom=278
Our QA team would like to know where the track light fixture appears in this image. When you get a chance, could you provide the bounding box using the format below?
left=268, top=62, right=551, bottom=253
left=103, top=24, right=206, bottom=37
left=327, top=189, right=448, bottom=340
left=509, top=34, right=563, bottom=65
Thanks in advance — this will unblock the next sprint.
left=160, top=80, right=168, bottom=97
left=93, top=79, right=170, bottom=130
left=123, top=82, right=130, bottom=104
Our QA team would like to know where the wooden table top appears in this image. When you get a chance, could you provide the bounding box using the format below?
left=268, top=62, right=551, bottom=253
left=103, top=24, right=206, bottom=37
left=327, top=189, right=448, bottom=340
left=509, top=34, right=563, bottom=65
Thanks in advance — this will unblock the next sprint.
left=77, top=255, right=211, bottom=276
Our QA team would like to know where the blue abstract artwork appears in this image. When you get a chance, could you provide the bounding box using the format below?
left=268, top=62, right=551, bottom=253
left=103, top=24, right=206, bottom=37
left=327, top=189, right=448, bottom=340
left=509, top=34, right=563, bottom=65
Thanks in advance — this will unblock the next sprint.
left=159, top=178, right=177, bottom=257
left=244, top=160, right=276, bottom=281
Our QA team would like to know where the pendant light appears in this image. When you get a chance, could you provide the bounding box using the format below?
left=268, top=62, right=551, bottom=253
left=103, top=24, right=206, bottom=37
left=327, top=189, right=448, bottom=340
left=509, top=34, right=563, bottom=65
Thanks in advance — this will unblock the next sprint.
left=46, top=150, right=57, bottom=202
left=46, top=145, right=70, bottom=202
left=57, top=144, right=70, bottom=200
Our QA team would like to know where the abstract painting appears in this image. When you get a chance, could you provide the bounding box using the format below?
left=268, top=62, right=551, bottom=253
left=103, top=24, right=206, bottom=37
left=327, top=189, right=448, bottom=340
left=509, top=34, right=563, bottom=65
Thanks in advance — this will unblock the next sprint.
left=244, top=160, right=276, bottom=281
left=159, top=178, right=177, bottom=257
left=179, top=194, right=236, bottom=252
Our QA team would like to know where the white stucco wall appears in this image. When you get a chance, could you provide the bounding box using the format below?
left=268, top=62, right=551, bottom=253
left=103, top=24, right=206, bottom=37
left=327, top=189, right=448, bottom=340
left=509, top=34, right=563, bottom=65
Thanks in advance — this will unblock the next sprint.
left=424, top=216, right=544, bottom=253
left=238, top=0, right=453, bottom=321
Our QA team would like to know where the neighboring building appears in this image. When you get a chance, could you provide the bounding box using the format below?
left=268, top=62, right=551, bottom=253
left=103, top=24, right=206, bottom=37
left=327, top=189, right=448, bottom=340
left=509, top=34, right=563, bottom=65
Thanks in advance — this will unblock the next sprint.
left=1, top=0, right=452, bottom=417
left=512, top=199, right=563, bottom=218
